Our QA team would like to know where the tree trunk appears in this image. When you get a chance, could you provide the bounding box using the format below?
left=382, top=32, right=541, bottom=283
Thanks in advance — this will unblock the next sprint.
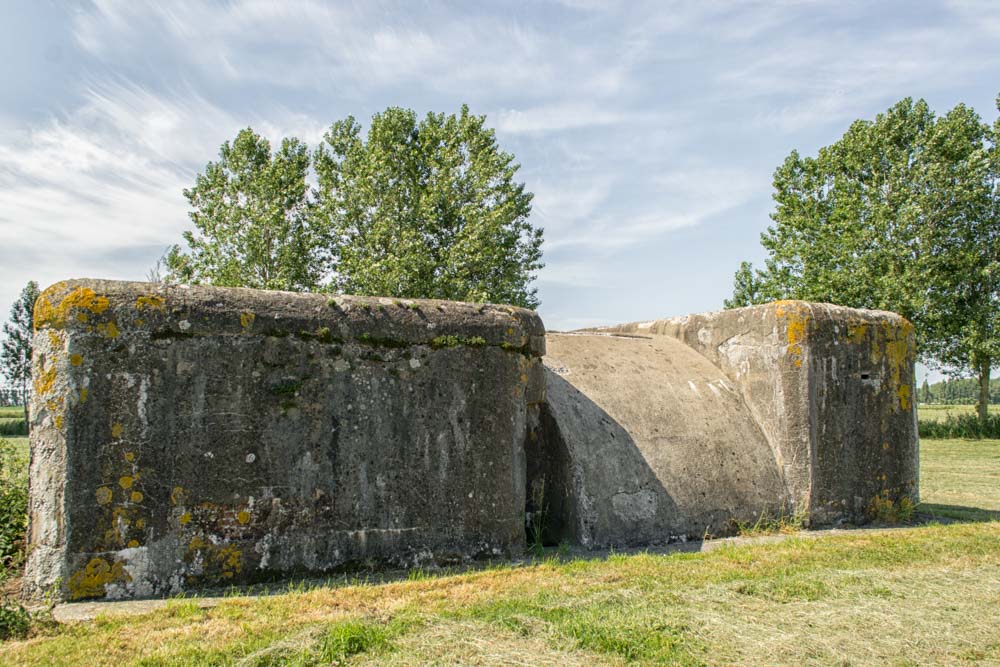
left=978, top=358, right=991, bottom=423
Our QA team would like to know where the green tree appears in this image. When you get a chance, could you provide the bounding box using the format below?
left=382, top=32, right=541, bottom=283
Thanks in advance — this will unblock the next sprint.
left=1, top=281, right=40, bottom=426
left=727, top=96, right=999, bottom=421
left=313, top=105, right=543, bottom=308
left=920, top=379, right=932, bottom=404
left=167, top=128, right=322, bottom=291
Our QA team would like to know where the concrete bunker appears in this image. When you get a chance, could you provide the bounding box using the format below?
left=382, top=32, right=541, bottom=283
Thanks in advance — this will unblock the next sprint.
left=529, top=301, right=919, bottom=548
left=25, top=280, right=544, bottom=600
left=24, top=281, right=918, bottom=601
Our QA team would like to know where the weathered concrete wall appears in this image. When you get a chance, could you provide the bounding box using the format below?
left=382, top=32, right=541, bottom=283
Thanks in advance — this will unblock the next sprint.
left=530, top=334, right=787, bottom=547
left=25, top=279, right=544, bottom=601
left=591, top=301, right=919, bottom=525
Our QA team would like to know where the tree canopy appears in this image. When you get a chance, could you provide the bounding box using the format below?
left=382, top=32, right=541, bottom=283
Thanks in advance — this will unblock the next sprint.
left=727, top=96, right=999, bottom=420
left=167, top=106, right=544, bottom=309
left=166, top=128, right=322, bottom=291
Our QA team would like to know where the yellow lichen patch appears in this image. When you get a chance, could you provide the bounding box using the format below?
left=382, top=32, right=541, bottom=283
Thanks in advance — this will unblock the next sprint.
left=124, top=451, right=135, bottom=462
left=217, top=545, right=243, bottom=579
left=47, top=330, right=64, bottom=348
left=54, top=415, right=64, bottom=429
left=135, top=295, right=166, bottom=312
left=67, top=557, right=130, bottom=600
left=95, top=487, right=113, bottom=505
left=127, top=540, right=140, bottom=548
left=80, top=388, right=89, bottom=403
left=34, top=285, right=110, bottom=330
left=70, top=353, right=83, bottom=366
left=76, top=312, right=88, bottom=323
left=847, top=321, right=869, bottom=345
left=240, top=311, right=255, bottom=331
left=111, top=422, right=124, bottom=438
left=118, top=476, right=134, bottom=490
left=96, top=321, right=120, bottom=339
left=773, top=301, right=810, bottom=367
left=130, top=491, right=144, bottom=503
left=34, top=365, right=58, bottom=397
left=171, top=487, right=186, bottom=505
left=179, top=511, right=192, bottom=525
left=135, top=518, right=146, bottom=530
left=237, top=510, right=251, bottom=525
left=898, top=384, right=912, bottom=411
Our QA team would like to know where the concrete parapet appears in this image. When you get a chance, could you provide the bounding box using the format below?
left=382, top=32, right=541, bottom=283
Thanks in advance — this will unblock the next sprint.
left=25, top=279, right=544, bottom=600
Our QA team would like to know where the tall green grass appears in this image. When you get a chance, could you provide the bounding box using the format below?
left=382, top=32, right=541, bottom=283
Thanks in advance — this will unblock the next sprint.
left=918, top=413, right=1000, bottom=439
left=0, top=420, right=26, bottom=437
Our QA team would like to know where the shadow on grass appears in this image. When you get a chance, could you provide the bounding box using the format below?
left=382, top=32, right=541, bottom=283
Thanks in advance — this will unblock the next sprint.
left=917, top=503, right=1000, bottom=523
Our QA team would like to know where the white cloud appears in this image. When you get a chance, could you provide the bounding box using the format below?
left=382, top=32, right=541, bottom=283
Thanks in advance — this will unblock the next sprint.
left=493, top=103, right=640, bottom=134
left=0, top=79, right=328, bottom=325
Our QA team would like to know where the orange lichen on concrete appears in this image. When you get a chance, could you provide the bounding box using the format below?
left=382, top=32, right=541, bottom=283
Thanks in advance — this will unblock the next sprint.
left=898, top=383, right=912, bottom=411
left=217, top=545, right=243, bottom=579
left=96, top=321, right=120, bottom=339
left=847, top=321, right=868, bottom=345
left=135, top=295, right=166, bottom=312
left=882, top=321, right=914, bottom=411
left=34, top=365, right=57, bottom=397
left=34, top=284, right=110, bottom=330
left=67, top=557, right=130, bottom=600
left=773, top=301, right=810, bottom=367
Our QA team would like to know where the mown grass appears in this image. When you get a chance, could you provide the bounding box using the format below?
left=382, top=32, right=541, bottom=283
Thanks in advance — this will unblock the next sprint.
left=919, top=438, right=1000, bottom=521
left=0, top=407, right=24, bottom=420
left=1, top=438, right=997, bottom=665
left=918, top=403, right=979, bottom=422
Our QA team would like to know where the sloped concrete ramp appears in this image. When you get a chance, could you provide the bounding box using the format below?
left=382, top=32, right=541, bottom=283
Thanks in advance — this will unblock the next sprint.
left=532, top=333, right=788, bottom=547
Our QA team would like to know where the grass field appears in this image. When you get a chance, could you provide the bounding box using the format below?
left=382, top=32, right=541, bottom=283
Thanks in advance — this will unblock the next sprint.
left=0, top=406, right=24, bottom=419
left=2, top=437, right=998, bottom=665
left=918, top=403, right=980, bottom=422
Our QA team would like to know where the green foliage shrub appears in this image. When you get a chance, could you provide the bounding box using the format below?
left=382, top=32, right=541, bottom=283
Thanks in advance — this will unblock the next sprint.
left=0, top=438, right=30, bottom=642
left=0, top=438, right=28, bottom=572
left=0, top=419, right=26, bottom=437
left=919, top=413, right=1000, bottom=439
left=0, top=598, right=31, bottom=641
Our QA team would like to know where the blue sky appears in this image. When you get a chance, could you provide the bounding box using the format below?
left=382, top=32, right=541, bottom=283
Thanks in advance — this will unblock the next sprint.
left=2, top=1, right=999, bottom=381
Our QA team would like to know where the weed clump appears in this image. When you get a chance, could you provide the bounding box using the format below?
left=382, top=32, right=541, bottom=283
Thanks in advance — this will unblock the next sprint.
left=735, top=505, right=809, bottom=537
left=868, top=492, right=915, bottom=524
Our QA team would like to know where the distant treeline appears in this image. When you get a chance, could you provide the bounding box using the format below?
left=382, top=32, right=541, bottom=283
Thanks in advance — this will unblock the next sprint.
left=0, top=387, right=26, bottom=407
left=919, top=377, right=1000, bottom=405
